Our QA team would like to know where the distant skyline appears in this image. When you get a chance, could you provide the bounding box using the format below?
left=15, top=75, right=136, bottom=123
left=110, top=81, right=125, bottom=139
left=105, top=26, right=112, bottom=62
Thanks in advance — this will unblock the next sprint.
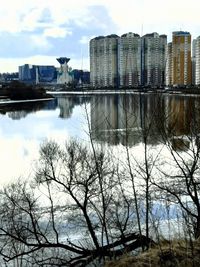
left=0, top=0, right=199, bottom=73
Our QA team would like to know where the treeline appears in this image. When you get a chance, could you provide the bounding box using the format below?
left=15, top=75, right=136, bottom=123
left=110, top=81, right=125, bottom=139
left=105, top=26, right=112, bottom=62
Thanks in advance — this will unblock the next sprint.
left=0, top=81, right=51, bottom=100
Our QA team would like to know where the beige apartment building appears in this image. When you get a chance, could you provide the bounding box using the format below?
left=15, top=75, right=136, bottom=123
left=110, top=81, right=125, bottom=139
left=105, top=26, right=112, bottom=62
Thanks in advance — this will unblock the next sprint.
left=171, top=31, right=192, bottom=86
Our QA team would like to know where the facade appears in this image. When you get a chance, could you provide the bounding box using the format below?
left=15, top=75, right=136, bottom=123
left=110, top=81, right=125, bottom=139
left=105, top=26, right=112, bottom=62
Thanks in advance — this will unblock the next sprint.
left=118, top=33, right=141, bottom=87
left=141, top=32, right=167, bottom=87
left=90, top=34, right=119, bottom=88
left=19, top=64, right=33, bottom=81
left=194, top=36, right=200, bottom=85
left=192, top=39, right=197, bottom=85
left=166, top=42, right=173, bottom=86
left=172, top=31, right=192, bottom=86
left=71, top=69, right=90, bottom=86
left=90, top=32, right=167, bottom=88
left=19, top=64, right=57, bottom=83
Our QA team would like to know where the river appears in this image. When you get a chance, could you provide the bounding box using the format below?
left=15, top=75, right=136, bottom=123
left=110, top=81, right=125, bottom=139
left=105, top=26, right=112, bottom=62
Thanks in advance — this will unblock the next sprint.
left=0, top=92, right=200, bottom=185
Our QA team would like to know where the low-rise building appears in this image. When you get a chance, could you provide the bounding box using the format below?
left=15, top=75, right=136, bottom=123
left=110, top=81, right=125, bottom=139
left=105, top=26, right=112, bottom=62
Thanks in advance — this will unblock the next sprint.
left=19, top=64, right=57, bottom=84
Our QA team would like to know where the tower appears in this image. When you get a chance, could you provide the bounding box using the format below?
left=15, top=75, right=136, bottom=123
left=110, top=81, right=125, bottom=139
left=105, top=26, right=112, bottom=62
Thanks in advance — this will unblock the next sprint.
left=194, top=36, right=200, bottom=85
left=57, top=57, right=72, bottom=84
left=166, top=42, right=173, bottom=86
left=118, top=32, right=141, bottom=87
left=90, top=35, right=119, bottom=88
left=141, top=32, right=167, bottom=87
left=172, top=31, right=192, bottom=86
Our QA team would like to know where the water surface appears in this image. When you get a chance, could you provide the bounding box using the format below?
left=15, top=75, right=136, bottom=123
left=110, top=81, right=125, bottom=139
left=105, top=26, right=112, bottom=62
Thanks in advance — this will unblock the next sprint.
left=0, top=93, right=200, bottom=184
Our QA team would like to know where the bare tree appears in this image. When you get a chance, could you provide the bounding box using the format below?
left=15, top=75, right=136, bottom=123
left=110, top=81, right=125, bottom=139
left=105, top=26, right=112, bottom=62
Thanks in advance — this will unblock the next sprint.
left=151, top=97, right=200, bottom=239
left=0, top=140, right=153, bottom=266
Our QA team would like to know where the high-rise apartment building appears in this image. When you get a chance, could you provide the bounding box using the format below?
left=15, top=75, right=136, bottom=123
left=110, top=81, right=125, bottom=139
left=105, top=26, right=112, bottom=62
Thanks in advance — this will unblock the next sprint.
left=192, top=39, right=197, bottom=85
left=194, top=36, right=200, bottom=85
left=118, top=33, right=141, bottom=87
left=90, top=34, right=119, bottom=88
left=172, top=31, right=192, bottom=86
left=166, top=42, right=173, bottom=86
left=141, top=33, right=167, bottom=87
left=90, top=32, right=167, bottom=88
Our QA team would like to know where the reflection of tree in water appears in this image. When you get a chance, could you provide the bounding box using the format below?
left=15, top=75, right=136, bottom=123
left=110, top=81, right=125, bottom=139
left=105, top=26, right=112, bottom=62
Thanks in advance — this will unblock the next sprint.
left=57, top=96, right=90, bottom=119
left=0, top=99, right=57, bottom=120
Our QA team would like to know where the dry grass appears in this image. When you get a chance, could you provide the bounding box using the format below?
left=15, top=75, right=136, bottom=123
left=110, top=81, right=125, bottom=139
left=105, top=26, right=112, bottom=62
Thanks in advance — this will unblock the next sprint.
left=105, top=238, right=200, bottom=267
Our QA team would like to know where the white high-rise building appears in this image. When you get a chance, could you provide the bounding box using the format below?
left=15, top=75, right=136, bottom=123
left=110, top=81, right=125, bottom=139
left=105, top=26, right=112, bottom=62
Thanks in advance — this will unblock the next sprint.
left=90, top=32, right=167, bottom=89
left=90, top=35, right=119, bottom=88
left=195, top=36, right=200, bottom=85
left=118, top=33, right=141, bottom=87
left=166, top=42, right=173, bottom=86
left=141, top=33, right=167, bottom=87
left=192, top=39, right=197, bottom=85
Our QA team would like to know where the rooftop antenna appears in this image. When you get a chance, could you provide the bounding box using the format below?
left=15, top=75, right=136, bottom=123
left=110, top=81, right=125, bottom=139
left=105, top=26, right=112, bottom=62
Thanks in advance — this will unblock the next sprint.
left=141, top=23, right=143, bottom=37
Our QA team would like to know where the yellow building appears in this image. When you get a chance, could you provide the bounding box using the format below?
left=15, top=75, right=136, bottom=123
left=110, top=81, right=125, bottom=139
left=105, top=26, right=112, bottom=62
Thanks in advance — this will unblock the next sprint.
left=172, top=31, right=192, bottom=86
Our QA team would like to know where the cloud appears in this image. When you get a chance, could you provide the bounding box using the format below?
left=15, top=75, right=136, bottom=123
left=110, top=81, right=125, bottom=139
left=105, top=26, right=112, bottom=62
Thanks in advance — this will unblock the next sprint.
left=79, top=36, right=94, bottom=45
left=30, top=35, right=52, bottom=50
left=44, top=27, right=72, bottom=38
left=0, top=0, right=199, bottom=73
left=0, top=3, right=116, bottom=72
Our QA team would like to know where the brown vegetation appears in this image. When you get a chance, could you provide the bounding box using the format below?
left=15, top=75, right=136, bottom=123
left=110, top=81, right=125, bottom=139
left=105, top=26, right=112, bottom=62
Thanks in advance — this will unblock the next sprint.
left=105, top=239, right=200, bottom=267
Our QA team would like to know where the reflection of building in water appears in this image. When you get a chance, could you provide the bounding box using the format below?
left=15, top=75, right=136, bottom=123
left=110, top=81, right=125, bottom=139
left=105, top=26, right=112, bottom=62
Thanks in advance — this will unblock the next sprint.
left=91, top=95, right=139, bottom=145
left=3, top=100, right=57, bottom=120
left=8, top=111, right=28, bottom=120
left=165, top=95, right=200, bottom=151
left=171, top=137, right=190, bottom=152
left=90, top=94, right=165, bottom=146
left=42, top=99, right=58, bottom=110
left=165, top=96, right=192, bottom=137
left=57, top=96, right=90, bottom=119
left=57, top=97, right=75, bottom=119
left=90, top=94, right=200, bottom=149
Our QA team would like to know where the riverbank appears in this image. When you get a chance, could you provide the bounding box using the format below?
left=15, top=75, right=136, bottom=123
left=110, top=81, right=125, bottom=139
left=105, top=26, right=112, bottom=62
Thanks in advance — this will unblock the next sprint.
left=0, top=81, right=53, bottom=101
left=105, top=238, right=200, bottom=267
left=0, top=97, right=54, bottom=105
left=47, top=88, right=200, bottom=97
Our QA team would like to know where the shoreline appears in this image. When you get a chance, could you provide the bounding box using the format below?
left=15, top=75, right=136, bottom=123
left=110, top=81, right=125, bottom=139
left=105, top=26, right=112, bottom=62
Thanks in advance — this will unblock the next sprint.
left=0, top=97, right=54, bottom=105
left=47, top=89, right=200, bottom=97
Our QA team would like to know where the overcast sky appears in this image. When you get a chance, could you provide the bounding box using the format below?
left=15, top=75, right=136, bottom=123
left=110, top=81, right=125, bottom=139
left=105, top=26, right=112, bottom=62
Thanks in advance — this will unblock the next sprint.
left=0, top=0, right=199, bottom=73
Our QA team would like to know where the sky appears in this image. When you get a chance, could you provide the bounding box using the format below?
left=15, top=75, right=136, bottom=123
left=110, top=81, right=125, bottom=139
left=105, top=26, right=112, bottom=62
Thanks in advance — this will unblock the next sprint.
left=0, top=0, right=199, bottom=73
